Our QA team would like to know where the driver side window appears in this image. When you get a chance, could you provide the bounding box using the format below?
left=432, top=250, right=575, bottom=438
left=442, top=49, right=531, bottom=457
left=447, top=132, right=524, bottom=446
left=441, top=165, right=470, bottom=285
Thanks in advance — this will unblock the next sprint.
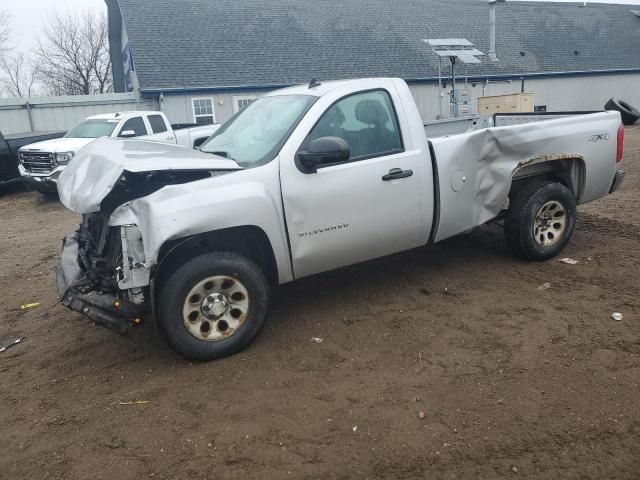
left=308, top=90, right=403, bottom=161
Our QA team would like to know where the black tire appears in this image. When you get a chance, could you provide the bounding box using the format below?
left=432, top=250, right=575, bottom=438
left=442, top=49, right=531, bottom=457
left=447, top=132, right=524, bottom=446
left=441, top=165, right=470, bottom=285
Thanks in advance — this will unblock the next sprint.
left=156, top=251, right=270, bottom=361
left=605, top=97, right=640, bottom=126
left=40, top=191, right=59, bottom=201
left=505, top=181, right=576, bottom=261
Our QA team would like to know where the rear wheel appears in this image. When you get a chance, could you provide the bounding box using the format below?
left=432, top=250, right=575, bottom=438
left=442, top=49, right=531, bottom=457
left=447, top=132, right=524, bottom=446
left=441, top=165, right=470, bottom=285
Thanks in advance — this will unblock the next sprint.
left=156, top=251, right=270, bottom=361
left=505, top=181, right=576, bottom=261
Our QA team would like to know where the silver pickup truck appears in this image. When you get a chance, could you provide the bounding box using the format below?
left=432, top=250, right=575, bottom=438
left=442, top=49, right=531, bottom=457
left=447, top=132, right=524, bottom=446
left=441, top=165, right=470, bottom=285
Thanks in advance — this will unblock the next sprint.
left=56, top=78, right=625, bottom=361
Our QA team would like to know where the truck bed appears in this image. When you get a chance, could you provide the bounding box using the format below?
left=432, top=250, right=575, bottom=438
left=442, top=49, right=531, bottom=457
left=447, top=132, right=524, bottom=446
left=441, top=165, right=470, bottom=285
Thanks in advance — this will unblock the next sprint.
left=428, top=111, right=621, bottom=243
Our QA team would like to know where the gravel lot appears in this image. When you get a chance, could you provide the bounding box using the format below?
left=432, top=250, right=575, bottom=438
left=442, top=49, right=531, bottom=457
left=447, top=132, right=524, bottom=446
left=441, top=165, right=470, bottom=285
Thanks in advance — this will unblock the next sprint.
left=1, top=126, right=639, bottom=480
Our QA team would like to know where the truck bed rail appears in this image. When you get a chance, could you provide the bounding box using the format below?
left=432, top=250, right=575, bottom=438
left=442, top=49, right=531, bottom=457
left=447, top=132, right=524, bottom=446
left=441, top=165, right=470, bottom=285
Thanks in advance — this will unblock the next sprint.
left=492, top=111, right=602, bottom=127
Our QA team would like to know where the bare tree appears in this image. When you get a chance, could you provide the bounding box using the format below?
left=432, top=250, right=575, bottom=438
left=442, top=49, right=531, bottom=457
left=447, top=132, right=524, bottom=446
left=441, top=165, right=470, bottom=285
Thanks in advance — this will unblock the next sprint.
left=35, top=10, right=113, bottom=96
left=0, top=9, right=12, bottom=59
left=0, top=54, right=38, bottom=97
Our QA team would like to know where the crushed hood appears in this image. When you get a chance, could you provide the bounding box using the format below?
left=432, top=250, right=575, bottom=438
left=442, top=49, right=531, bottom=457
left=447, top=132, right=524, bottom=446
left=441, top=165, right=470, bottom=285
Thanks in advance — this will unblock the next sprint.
left=58, top=137, right=241, bottom=213
left=19, top=137, right=96, bottom=154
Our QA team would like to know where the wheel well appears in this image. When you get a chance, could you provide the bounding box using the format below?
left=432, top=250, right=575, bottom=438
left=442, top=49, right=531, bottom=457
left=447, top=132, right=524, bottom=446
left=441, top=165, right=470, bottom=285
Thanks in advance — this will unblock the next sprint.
left=511, top=158, right=585, bottom=201
left=153, top=226, right=279, bottom=289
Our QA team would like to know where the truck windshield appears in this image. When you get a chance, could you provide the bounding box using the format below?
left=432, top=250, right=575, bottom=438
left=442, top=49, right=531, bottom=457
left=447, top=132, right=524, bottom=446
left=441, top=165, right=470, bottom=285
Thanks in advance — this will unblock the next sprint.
left=199, top=95, right=316, bottom=167
left=64, top=120, right=118, bottom=139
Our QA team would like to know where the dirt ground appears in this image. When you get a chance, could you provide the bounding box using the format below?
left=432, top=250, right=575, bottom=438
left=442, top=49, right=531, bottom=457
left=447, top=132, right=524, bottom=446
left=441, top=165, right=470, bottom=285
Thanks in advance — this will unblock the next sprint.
left=1, top=127, right=639, bottom=480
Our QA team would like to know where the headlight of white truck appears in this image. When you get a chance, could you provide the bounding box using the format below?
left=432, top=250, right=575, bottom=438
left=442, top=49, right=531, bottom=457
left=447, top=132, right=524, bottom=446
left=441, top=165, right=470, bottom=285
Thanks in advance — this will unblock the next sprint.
left=55, top=152, right=75, bottom=165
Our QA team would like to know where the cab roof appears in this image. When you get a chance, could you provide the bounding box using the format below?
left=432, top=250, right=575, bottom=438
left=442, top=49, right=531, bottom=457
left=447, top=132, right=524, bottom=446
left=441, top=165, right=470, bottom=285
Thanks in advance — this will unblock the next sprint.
left=86, top=111, right=155, bottom=121
left=266, top=78, right=397, bottom=98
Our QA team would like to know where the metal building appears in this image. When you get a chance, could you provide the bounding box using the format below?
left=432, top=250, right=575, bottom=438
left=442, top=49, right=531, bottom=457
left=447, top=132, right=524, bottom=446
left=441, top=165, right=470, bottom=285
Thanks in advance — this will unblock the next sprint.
left=105, top=0, right=640, bottom=125
left=0, top=93, right=154, bottom=135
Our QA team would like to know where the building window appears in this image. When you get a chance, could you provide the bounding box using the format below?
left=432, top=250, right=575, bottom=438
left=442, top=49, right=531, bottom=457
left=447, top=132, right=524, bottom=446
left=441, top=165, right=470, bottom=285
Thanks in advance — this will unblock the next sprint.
left=192, top=98, right=215, bottom=125
left=233, top=95, right=258, bottom=114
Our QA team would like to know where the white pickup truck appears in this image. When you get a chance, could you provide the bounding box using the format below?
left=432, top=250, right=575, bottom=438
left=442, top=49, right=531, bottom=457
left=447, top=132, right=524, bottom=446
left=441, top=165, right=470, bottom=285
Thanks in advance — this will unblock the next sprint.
left=55, top=78, right=625, bottom=361
left=18, top=111, right=218, bottom=192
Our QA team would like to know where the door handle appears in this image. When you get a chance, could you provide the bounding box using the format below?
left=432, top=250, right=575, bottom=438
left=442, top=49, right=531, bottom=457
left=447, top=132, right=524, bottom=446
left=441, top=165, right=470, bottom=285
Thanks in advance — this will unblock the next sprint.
left=382, top=168, right=413, bottom=181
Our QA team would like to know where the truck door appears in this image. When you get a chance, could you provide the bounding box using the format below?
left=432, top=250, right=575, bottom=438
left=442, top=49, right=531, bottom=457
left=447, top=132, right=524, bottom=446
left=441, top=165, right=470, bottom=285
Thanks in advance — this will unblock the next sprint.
left=280, top=89, right=424, bottom=279
left=144, top=114, right=176, bottom=144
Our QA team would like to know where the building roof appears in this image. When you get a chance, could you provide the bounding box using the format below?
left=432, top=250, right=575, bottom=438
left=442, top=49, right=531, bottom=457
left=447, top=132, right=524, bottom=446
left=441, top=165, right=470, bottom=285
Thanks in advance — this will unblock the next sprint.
left=114, top=0, right=640, bottom=93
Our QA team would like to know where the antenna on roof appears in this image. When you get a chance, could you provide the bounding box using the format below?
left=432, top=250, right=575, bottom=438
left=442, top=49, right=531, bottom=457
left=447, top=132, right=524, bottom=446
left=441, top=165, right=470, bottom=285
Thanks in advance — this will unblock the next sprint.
left=308, top=78, right=322, bottom=89
left=424, top=39, right=485, bottom=119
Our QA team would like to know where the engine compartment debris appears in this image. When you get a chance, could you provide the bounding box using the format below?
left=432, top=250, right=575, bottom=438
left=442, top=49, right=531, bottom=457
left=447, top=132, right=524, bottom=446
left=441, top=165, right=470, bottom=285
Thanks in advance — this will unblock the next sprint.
left=0, top=337, right=22, bottom=353
left=20, top=303, right=40, bottom=310
left=559, top=258, right=579, bottom=265
left=112, top=400, right=151, bottom=406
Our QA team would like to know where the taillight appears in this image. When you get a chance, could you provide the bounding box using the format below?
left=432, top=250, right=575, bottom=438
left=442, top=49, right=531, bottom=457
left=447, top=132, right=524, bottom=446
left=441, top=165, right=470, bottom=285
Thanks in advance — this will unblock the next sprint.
left=616, top=124, right=624, bottom=163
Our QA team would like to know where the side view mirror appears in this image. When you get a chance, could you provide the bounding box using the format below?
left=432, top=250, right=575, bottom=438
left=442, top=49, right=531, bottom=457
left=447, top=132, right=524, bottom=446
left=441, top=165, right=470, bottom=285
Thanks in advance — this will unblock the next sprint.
left=119, top=130, right=136, bottom=138
left=297, top=136, right=350, bottom=172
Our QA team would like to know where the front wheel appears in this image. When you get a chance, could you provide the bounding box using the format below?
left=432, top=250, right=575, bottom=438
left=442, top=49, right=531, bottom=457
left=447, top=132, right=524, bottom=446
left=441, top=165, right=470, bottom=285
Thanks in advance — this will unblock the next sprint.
left=505, top=181, right=577, bottom=261
left=156, top=251, right=270, bottom=361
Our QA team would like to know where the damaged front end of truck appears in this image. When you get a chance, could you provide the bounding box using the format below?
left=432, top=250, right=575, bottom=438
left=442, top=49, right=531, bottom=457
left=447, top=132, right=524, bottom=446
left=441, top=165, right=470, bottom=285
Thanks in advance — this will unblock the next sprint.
left=55, top=138, right=241, bottom=334
left=57, top=214, right=144, bottom=334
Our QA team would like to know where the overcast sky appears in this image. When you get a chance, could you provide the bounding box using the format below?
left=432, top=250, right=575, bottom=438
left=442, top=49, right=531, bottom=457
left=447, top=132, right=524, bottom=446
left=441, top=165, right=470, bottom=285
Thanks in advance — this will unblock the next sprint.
left=4, top=0, right=106, bottom=54
left=3, top=0, right=640, bottom=55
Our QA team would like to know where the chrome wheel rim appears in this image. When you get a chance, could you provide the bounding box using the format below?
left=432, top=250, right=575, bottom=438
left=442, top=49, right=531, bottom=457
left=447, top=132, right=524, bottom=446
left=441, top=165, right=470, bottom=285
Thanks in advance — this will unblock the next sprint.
left=182, top=275, right=250, bottom=342
left=533, top=200, right=567, bottom=247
